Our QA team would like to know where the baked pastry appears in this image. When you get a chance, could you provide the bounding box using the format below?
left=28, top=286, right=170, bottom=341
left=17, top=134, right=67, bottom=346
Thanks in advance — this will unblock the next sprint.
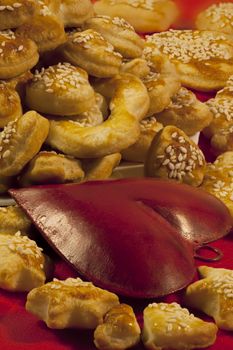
left=156, top=87, right=213, bottom=136
left=146, top=29, right=233, bottom=91
left=121, top=116, right=163, bottom=162
left=16, top=0, right=66, bottom=53
left=143, top=45, right=180, bottom=116
left=200, top=152, right=233, bottom=216
left=142, top=302, right=217, bottom=350
left=59, top=0, right=94, bottom=27
left=0, top=231, right=45, bottom=292
left=0, top=30, right=39, bottom=79
left=26, top=277, right=119, bottom=329
left=3, top=70, right=33, bottom=100
left=0, top=0, right=38, bottom=30
left=46, top=73, right=149, bottom=158
left=26, top=63, right=95, bottom=116
left=82, top=153, right=121, bottom=181
left=185, top=266, right=233, bottom=330
left=93, top=0, right=179, bottom=33
left=145, top=126, right=206, bottom=187
left=94, top=303, right=141, bottom=350
left=210, top=125, right=233, bottom=154
left=196, top=3, right=233, bottom=38
left=120, top=58, right=150, bottom=78
left=59, top=29, right=122, bottom=78
left=0, top=205, right=31, bottom=235
left=0, top=83, right=22, bottom=128
left=84, top=15, right=144, bottom=58
left=0, top=111, right=49, bottom=177
left=19, top=151, right=85, bottom=187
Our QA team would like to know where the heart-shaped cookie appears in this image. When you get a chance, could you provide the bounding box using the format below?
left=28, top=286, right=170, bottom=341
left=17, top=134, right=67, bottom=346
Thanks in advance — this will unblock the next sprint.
left=10, top=178, right=232, bottom=298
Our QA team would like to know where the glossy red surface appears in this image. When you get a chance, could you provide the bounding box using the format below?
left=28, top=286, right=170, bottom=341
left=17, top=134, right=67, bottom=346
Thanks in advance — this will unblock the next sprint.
left=10, top=178, right=232, bottom=298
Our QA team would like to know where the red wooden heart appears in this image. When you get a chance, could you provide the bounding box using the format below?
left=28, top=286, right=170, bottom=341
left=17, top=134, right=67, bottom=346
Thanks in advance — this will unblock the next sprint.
left=9, top=178, right=232, bottom=298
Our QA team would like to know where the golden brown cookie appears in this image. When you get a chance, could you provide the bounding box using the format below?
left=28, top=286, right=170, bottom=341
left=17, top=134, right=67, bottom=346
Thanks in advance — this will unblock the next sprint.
left=143, top=44, right=180, bottom=116
left=0, top=30, right=39, bottom=79
left=142, top=302, right=217, bottom=350
left=0, top=231, right=45, bottom=292
left=82, top=153, right=121, bottom=181
left=0, top=0, right=38, bottom=30
left=46, top=73, right=149, bottom=158
left=59, top=0, right=94, bottom=27
left=94, top=0, right=179, bottom=33
left=16, top=1, right=66, bottom=53
left=120, top=58, right=150, bottom=78
left=185, top=266, right=233, bottom=330
left=19, top=151, right=85, bottom=187
left=200, top=152, right=233, bottom=216
left=26, top=63, right=95, bottom=116
left=84, top=15, right=144, bottom=58
left=94, top=304, right=141, bottom=350
left=26, top=277, right=119, bottom=329
left=196, top=3, right=233, bottom=38
left=0, top=111, right=49, bottom=176
left=121, top=116, right=163, bottom=162
left=0, top=83, right=22, bottom=128
left=145, top=126, right=206, bottom=187
left=156, top=87, right=213, bottom=136
left=146, top=29, right=233, bottom=91
left=59, top=29, right=122, bottom=78
left=3, top=70, right=33, bottom=100
left=0, top=205, right=31, bottom=235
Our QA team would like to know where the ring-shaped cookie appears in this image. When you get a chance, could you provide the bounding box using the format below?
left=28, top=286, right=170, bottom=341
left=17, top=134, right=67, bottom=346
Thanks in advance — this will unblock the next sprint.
left=0, top=31, right=39, bottom=79
left=26, top=63, right=95, bottom=116
left=93, top=0, right=179, bottom=33
left=46, top=73, right=150, bottom=158
left=0, top=111, right=50, bottom=177
left=146, top=29, right=233, bottom=91
left=84, top=15, right=145, bottom=58
left=59, top=29, right=122, bottom=78
left=0, top=0, right=38, bottom=30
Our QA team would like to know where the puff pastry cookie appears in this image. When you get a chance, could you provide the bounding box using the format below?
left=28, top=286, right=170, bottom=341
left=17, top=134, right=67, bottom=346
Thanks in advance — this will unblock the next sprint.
left=94, top=304, right=141, bottom=350
left=0, top=111, right=49, bottom=177
left=0, top=205, right=31, bottom=235
left=16, top=1, right=66, bottom=53
left=120, top=58, right=150, bottom=79
left=59, top=29, right=122, bottom=78
left=59, top=0, right=94, bottom=27
left=0, top=231, right=45, bottom=292
left=196, top=3, right=233, bottom=38
left=94, top=0, right=179, bottom=33
left=0, top=30, right=39, bottom=79
left=145, top=126, right=206, bottom=187
left=0, top=83, right=22, bottom=128
left=26, top=277, right=119, bottom=329
left=200, top=152, right=233, bottom=216
left=146, top=29, right=233, bottom=91
left=3, top=70, right=33, bottom=100
left=26, top=63, right=95, bottom=116
left=185, top=266, right=233, bottom=330
left=142, top=302, right=217, bottom=350
left=82, top=153, right=121, bottom=181
left=122, top=116, right=163, bottom=163
left=84, top=15, right=144, bottom=58
left=0, top=0, right=38, bottom=30
left=19, top=151, right=85, bottom=187
left=143, top=45, right=180, bottom=117
left=156, top=87, right=213, bottom=136
left=46, top=74, right=149, bottom=158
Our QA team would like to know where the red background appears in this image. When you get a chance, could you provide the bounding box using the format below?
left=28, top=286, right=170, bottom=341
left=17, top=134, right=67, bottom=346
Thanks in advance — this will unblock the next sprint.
left=1, top=1, right=233, bottom=349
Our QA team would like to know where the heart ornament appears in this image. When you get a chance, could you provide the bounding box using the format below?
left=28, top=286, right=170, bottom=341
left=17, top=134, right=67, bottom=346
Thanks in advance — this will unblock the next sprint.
left=10, top=178, right=232, bottom=298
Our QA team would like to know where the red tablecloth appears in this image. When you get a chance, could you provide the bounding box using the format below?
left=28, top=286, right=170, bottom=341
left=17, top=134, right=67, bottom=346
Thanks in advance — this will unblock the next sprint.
left=1, top=1, right=233, bottom=349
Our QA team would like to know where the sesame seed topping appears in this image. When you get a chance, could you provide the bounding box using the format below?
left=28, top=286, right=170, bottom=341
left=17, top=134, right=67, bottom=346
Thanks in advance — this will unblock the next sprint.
left=206, top=97, right=233, bottom=122
left=109, top=0, right=160, bottom=11
left=201, top=3, right=233, bottom=29
left=146, top=29, right=231, bottom=63
left=49, top=277, right=93, bottom=290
